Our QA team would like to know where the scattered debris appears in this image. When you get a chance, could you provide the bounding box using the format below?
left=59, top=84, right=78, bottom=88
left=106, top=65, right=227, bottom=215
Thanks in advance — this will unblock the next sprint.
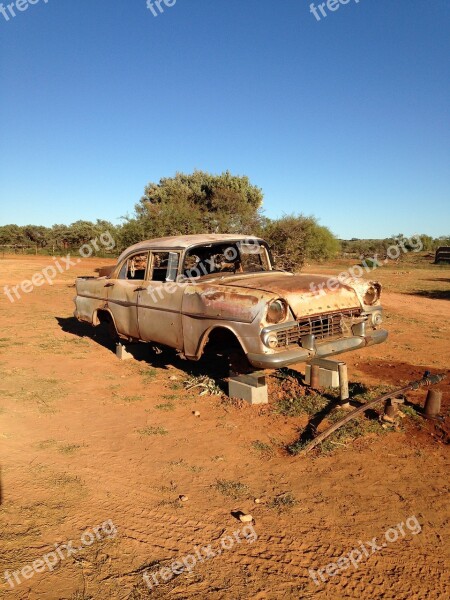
left=179, top=495, right=189, bottom=502
left=239, top=513, right=253, bottom=523
left=184, top=375, right=222, bottom=396
left=193, top=410, right=201, bottom=417
left=382, top=414, right=396, bottom=424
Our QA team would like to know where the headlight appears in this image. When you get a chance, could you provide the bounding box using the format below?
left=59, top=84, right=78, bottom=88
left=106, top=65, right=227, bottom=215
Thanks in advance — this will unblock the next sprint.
left=363, top=284, right=380, bottom=306
left=266, top=299, right=287, bottom=324
left=265, top=332, right=279, bottom=349
left=371, top=311, right=383, bottom=326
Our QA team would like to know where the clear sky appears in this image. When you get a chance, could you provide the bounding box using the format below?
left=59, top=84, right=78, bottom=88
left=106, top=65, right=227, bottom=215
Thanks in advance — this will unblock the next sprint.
left=0, top=0, right=449, bottom=238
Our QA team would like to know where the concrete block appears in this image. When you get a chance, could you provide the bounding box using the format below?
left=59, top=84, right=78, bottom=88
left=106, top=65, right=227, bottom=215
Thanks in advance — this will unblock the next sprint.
left=305, top=364, right=339, bottom=388
left=228, top=377, right=269, bottom=405
left=116, top=343, right=133, bottom=361
left=231, top=371, right=266, bottom=387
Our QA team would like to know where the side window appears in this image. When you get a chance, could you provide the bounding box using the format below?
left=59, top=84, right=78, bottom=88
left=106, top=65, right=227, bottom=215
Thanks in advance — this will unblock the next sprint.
left=150, top=252, right=180, bottom=282
left=118, top=252, right=149, bottom=280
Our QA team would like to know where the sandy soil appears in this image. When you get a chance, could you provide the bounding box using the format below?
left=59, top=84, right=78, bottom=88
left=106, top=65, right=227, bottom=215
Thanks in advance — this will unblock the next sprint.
left=0, top=254, right=448, bottom=600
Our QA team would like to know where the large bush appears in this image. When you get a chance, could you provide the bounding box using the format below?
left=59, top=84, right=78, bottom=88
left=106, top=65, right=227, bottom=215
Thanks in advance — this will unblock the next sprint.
left=129, top=170, right=264, bottom=241
left=263, top=215, right=340, bottom=271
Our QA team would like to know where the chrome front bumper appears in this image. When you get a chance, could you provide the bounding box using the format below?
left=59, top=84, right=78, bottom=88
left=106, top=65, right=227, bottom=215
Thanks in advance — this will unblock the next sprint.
left=247, top=329, right=388, bottom=369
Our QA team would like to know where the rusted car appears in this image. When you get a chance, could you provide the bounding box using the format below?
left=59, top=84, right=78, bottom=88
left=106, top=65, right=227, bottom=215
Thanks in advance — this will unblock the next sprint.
left=74, top=235, right=387, bottom=369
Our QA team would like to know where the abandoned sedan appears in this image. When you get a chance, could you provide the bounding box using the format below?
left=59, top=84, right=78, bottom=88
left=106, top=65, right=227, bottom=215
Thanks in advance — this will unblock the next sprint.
left=74, top=235, right=387, bottom=369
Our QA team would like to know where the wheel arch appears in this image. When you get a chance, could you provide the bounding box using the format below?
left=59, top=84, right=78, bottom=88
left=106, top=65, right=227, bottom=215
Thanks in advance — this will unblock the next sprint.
left=93, top=308, right=117, bottom=331
left=194, top=325, right=246, bottom=360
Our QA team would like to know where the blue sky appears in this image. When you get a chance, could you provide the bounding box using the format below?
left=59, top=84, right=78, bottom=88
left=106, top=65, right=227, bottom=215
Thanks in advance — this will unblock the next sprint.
left=0, top=0, right=449, bottom=238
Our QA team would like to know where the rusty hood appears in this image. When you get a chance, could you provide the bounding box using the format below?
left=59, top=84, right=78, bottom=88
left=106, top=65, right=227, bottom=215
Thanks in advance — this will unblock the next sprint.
left=218, top=272, right=362, bottom=318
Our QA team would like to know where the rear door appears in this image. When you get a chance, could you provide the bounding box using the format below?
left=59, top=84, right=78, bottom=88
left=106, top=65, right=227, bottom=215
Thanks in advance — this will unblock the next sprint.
left=106, top=251, right=149, bottom=339
left=137, top=251, right=185, bottom=349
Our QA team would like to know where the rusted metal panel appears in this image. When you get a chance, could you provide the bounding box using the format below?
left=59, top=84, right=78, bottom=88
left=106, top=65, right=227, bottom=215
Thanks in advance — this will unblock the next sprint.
left=223, top=273, right=362, bottom=317
left=74, top=278, right=108, bottom=323
left=182, top=284, right=265, bottom=323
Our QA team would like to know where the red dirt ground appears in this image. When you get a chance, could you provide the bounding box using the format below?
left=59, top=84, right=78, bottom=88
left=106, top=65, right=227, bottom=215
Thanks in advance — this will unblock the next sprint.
left=0, top=254, right=448, bottom=599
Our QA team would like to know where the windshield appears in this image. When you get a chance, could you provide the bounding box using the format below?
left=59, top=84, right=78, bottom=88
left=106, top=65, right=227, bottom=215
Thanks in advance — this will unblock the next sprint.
left=182, top=241, right=272, bottom=279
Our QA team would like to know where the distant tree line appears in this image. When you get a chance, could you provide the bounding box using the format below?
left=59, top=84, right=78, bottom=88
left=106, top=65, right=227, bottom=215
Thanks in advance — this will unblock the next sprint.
left=341, top=235, right=450, bottom=258
left=0, top=220, right=119, bottom=256
left=1, top=171, right=447, bottom=269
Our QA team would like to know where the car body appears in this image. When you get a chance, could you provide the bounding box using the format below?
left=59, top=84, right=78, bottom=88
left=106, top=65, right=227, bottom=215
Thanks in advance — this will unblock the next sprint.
left=74, top=234, right=388, bottom=369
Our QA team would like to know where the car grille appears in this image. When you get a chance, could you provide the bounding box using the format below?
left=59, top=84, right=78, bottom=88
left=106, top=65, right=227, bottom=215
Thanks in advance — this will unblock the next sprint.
left=276, top=309, right=360, bottom=347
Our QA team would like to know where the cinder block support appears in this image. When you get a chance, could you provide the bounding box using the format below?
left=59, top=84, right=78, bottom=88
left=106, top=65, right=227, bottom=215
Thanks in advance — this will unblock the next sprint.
left=305, top=358, right=351, bottom=407
left=116, top=343, right=133, bottom=361
left=305, top=359, right=342, bottom=388
left=228, top=371, right=268, bottom=405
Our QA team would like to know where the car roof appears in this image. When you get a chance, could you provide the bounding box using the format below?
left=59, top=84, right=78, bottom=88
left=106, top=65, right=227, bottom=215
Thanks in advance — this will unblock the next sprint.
left=117, top=234, right=264, bottom=262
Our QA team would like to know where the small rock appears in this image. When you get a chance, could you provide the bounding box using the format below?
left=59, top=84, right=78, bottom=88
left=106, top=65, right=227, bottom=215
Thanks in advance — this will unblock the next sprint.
left=193, top=411, right=200, bottom=417
left=179, top=495, right=189, bottom=502
left=169, top=375, right=179, bottom=381
left=239, top=514, right=253, bottom=523
left=254, top=498, right=261, bottom=504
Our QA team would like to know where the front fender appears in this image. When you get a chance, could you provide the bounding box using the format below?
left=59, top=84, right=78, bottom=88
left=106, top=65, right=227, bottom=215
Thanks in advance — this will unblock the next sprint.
left=182, top=284, right=266, bottom=323
left=181, top=284, right=270, bottom=359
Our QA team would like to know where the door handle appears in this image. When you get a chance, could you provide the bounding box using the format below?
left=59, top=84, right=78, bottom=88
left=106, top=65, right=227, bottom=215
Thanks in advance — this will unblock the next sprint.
left=104, top=282, right=115, bottom=288
left=134, top=286, right=146, bottom=292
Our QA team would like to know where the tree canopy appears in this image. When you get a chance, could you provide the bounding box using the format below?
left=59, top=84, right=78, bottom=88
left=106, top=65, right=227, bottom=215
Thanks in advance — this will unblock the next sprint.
left=128, top=170, right=264, bottom=239
left=262, top=214, right=341, bottom=271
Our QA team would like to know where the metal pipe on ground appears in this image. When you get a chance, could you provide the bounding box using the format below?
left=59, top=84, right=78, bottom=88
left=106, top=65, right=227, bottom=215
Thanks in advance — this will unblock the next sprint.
left=298, top=372, right=446, bottom=455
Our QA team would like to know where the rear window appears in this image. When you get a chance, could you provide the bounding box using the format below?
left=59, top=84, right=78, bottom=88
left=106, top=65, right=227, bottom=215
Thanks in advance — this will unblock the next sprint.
left=149, top=252, right=180, bottom=282
left=118, top=252, right=149, bottom=280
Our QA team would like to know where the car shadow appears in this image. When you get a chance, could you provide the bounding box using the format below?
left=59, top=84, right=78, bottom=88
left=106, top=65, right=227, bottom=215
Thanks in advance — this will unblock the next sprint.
left=410, top=290, right=450, bottom=300
left=409, top=277, right=450, bottom=300
left=420, top=278, right=450, bottom=283
left=55, top=316, right=232, bottom=386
